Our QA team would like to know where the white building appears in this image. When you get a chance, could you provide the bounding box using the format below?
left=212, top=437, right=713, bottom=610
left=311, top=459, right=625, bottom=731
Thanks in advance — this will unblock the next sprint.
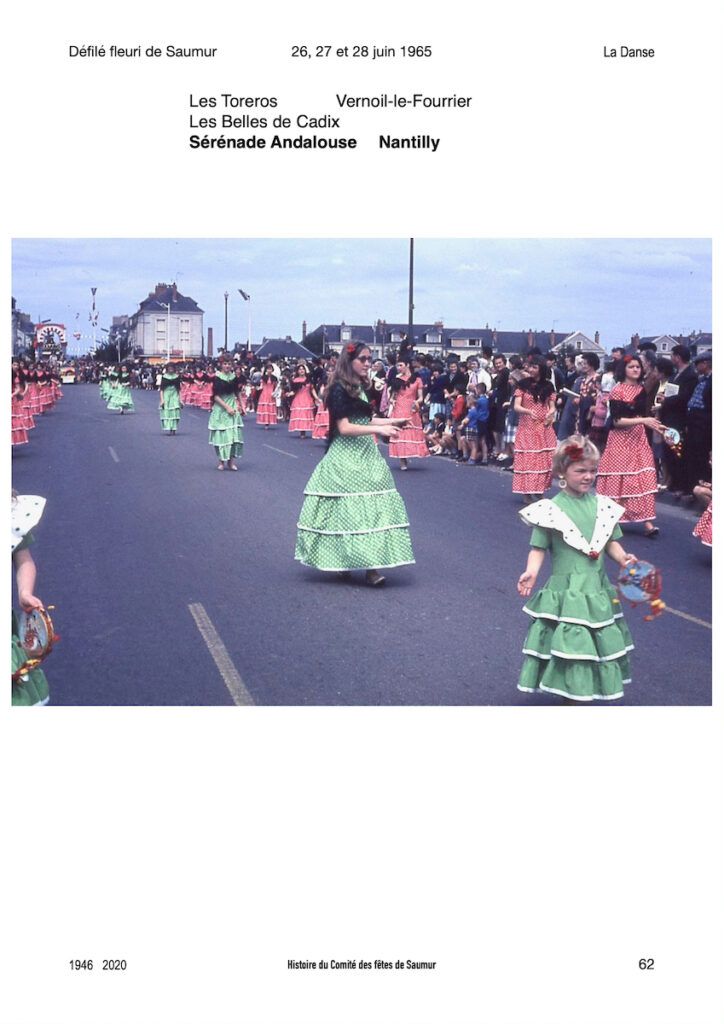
left=128, top=282, right=204, bottom=359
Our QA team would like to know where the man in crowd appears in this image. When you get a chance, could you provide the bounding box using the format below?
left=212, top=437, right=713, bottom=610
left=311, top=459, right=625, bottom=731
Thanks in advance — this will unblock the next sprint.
left=682, top=351, right=712, bottom=496
left=657, top=344, right=698, bottom=495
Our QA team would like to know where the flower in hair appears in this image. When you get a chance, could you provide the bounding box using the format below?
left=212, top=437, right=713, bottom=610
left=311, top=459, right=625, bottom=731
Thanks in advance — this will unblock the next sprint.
left=563, top=443, right=585, bottom=461
left=346, top=343, right=357, bottom=354
left=623, top=354, right=634, bottom=363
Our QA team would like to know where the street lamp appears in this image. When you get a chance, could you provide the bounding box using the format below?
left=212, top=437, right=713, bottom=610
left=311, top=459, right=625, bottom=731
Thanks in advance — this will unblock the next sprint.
left=407, top=238, right=414, bottom=355
left=224, top=291, right=229, bottom=352
left=239, top=289, right=251, bottom=353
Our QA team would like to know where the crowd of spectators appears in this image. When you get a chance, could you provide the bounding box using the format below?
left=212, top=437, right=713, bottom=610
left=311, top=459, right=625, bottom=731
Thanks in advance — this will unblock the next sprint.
left=52, top=340, right=713, bottom=498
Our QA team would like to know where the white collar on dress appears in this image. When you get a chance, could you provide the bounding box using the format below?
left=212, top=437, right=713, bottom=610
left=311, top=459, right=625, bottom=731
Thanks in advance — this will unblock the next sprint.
left=11, top=495, right=46, bottom=552
left=519, top=494, right=624, bottom=559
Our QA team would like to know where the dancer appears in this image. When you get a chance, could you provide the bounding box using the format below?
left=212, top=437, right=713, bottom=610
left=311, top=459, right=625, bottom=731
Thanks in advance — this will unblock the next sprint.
left=107, top=363, right=135, bottom=414
left=512, top=355, right=557, bottom=502
left=288, top=361, right=316, bottom=437
left=311, top=369, right=330, bottom=441
left=596, top=355, right=664, bottom=537
left=208, top=356, right=244, bottom=470
left=387, top=359, right=429, bottom=470
left=11, top=494, right=50, bottom=707
left=159, top=363, right=182, bottom=434
left=295, top=341, right=415, bottom=586
left=11, top=363, right=29, bottom=448
left=516, top=435, right=637, bottom=702
left=256, top=362, right=278, bottom=429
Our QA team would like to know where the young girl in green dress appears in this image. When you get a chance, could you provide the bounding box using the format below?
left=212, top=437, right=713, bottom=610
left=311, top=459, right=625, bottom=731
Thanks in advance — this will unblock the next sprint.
left=516, top=435, right=638, bottom=702
left=11, top=494, right=50, bottom=706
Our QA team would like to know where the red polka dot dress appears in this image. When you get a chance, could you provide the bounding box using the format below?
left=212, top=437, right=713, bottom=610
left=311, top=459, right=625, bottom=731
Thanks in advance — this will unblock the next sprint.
left=693, top=502, right=712, bottom=547
left=288, top=378, right=316, bottom=433
left=388, top=377, right=429, bottom=460
left=11, top=375, right=28, bottom=446
left=256, top=375, right=277, bottom=426
left=512, top=389, right=557, bottom=494
left=312, top=386, right=330, bottom=439
left=596, top=383, right=657, bottom=523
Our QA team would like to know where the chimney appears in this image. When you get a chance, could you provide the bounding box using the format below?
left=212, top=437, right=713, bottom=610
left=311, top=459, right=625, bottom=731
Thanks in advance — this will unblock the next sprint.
left=631, top=333, right=640, bottom=349
left=302, top=320, right=307, bottom=340
left=172, top=282, right=178, bottom=301
left=594, top=330, right=600, bottom=347
left=550, top=329, right=555, bottom=346
left=207, top=327, right=213, bottom=358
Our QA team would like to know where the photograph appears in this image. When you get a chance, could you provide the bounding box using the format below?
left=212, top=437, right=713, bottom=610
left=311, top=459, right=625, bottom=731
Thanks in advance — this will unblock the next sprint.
left=3, top=2, right=722, bottom=1022
left=11, top=237, right=712, bottom=706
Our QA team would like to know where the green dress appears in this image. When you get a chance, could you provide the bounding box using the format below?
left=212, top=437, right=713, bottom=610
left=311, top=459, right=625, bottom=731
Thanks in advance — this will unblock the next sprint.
left=295, top=384, right=415, bottom=571
left=518, top=491, right=633, bottom=701
left=107, top=369, right=135, bottom=411
left=208, top=372, right=243, bottom=460
left=159, top=373, right=182, bottom=431
left=11, top=503, right=50, bottom=707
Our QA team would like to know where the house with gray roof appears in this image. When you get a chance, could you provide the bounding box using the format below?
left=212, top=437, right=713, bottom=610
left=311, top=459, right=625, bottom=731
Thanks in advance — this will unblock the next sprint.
left=303, top=320, right=572, bottom=358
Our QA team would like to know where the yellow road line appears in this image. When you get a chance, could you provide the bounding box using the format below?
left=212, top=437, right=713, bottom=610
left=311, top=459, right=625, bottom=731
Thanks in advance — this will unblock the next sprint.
left=188, top=603, right=255, bottom=705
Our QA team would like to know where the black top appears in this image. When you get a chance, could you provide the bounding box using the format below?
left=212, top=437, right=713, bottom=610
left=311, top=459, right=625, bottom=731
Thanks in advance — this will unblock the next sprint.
left=609, top=387, right=647, bottom=425
left=325, top=382, right=371, bottom=447
left=212, top=373, right=237, bottom=398
left=517, top=377, right=555, bottom=403
left=160, top=374, right=181, bottom=392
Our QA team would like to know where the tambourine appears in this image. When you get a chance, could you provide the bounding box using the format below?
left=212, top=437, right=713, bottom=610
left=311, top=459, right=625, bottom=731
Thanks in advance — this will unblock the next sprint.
left=617, top=562, right=665, bottom=620
left=663, top=426, right=683, bottom=457
left=17, top=605, right=58, bottom=665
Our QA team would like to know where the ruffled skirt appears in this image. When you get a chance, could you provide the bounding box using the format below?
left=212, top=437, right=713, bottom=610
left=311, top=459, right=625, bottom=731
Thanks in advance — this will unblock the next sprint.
left=208, top=403, right=243, bottom=460
left=295, top=433, right=415, bottom=571
left=518, top=569, right=633, bottom=701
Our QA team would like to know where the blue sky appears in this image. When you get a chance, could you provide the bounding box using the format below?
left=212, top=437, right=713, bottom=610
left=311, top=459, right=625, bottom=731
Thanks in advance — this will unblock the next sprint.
left=12, top=238, right=711, bottom=356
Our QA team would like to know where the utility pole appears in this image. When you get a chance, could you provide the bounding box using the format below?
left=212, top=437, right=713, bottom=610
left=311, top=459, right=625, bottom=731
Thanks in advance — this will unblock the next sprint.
left=224, top=291, right=229, bottom=351
left=407, top=238, right=414, bottom=355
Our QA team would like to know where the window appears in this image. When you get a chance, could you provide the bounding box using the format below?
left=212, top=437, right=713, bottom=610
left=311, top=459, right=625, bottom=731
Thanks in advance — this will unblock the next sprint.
left=341, top=327, right=351, bottom=342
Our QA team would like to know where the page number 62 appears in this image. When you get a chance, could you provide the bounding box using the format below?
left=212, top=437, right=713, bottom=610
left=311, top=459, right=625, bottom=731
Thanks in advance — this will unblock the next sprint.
left=638, top=958, right=655, bottom=970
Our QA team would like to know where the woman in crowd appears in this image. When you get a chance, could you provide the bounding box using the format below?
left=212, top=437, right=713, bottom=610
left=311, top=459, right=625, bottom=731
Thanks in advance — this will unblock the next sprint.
left=107, top=363, right=135, bottom=414
left=11, top=361, right=29, bottom=448
left=256, top=362, right=278, bottom=429
left=387, top=358, right=429, bottom=470
left=208, top=356, right=244, bottom=470
left=287, top=361, right=316, bottom=437
left=311, top=366, right=330, bottom=441
left=575, top=353, right=600, bottom=435
left=159, top=363, right=182, bottom=434
left=596, top=355, right=664, bottom=537
left=295, top=341, right=414, bottom=586
left=511, top=355, right=557, bottom=503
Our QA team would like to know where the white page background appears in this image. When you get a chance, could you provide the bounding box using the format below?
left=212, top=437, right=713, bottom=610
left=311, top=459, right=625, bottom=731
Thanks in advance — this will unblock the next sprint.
left=2, top=2, right=721, bottom=1022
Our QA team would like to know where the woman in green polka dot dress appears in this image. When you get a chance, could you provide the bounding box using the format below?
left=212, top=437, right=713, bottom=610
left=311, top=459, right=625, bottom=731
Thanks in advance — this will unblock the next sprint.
left=295, top=341, right=415, bottom=586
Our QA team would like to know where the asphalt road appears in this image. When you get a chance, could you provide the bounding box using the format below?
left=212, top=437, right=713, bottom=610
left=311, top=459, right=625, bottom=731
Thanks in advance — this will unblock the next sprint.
left=11, top=384, right=712, bottom=705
